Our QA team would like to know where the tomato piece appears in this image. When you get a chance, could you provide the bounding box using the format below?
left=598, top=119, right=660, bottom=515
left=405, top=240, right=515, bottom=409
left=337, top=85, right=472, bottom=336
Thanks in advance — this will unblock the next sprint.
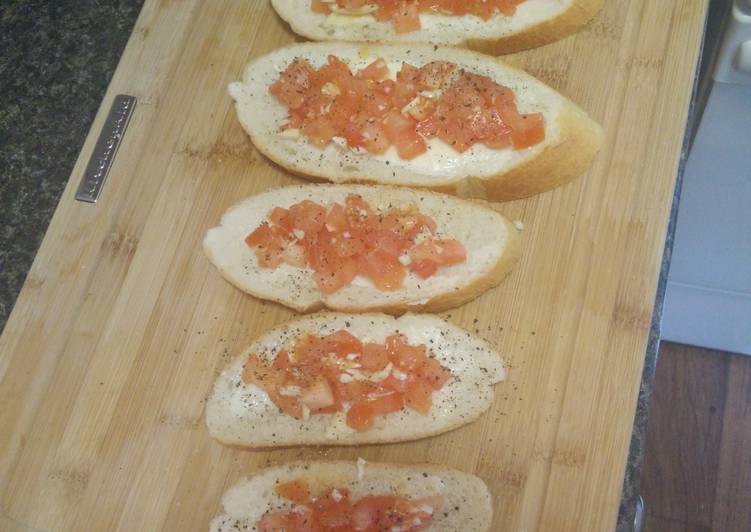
left=393, top=1, right=421, bottom=33
left=357, top=251, right=406, bottom=291
left=311, top=0, right=332, bottom=13
left=288, top=200, right=328, bottom=235
left=332, top=379, right=376, bottom=403
left=272, top=350, right=293, bottom=371
left=433, top=239, right=467, bottom=265
left=314, top=257, right=358, bottom=294
left=268, top=207, right=292, bottom=230
left=358, top=58, right=390, bottom=81
left=416, top=357, right=452, bottom=390
left=268, top=389, right=304, bottom=419
left=275, top=479, right=311, bottom=504
left=410, top=259, right=438, bottom=279
left=269, top=58, right=314, bottom=109
left=387, top=337, right=428, bottom=371
left=360, top=120, right=390, bottom=155
left=346, top=402, right=376, bottom=431
left=363, top=229, right=408, bottom=259
left=367, top=392, right=405, bottom=416
left=514, top=112, right=546, bottom=149
left=351, top=495, right=398, bottom=530
left=324, top=329, right=364, bottom=355
left=242, top=354, right=285, bottom=388
left=382, top=109, right=416, bottom=143
left=360, top=343, right=390, bottom=371
left=394, top=132, right=427, bottom=164
left=257, top=510, right=321, bottom=532
left=416, top=61, right=457, bottom=90
left=331, top=233, right=366, bottom=258
left=405, top=378, right=433, bottom=414
left=301, top=116, right=337, bottom=148
left=325, top=203, right=349, bottom=231
left=245, top=223, right=272, bottom=247
left=313, top=488, right=352, bottom=528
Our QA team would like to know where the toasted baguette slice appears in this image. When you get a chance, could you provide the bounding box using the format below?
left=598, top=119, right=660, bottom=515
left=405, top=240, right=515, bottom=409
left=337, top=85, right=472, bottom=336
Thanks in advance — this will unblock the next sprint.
left=229, top=42, right=602, bottom=201
left=210, top=460, right=493, bottom=532
left=203, top=184, right=520, bottom=314
left=271, top=0, right=604, bottom=55
left=206, top=313, right=505, bottom=447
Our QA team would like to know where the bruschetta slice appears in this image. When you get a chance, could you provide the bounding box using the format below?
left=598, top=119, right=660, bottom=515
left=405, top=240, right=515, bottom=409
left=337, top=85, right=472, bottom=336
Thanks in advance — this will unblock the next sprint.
left=229, top=42, right=602, bottom=200
left=205, top=313, right=505, bottom=447
left=203, top=184, right=520, bottom=313
left=210, top=460, right=493, bottom=532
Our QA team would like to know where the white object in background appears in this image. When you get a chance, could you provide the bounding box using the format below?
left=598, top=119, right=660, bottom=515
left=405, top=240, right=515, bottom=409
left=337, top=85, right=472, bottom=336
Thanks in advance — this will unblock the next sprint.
left=662, top=0, right=751, bottom=356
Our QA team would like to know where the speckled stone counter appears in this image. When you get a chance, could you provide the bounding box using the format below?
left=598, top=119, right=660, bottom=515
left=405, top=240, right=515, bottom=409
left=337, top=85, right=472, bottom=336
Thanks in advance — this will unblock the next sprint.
left=0, top=2, right=703, bottom=530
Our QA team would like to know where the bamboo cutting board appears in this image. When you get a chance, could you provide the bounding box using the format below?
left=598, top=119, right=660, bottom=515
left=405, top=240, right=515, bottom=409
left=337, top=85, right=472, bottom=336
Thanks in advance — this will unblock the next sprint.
left=0, top=1, right=708, bottom=530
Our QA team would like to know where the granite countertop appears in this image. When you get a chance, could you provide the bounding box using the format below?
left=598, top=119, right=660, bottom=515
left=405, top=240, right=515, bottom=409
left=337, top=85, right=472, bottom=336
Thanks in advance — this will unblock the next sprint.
left=0, top=2, right=705, bottom=530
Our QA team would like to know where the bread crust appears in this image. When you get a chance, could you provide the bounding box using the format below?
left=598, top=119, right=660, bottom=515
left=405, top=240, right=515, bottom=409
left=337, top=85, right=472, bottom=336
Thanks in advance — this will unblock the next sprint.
left=465, top=0, right=606, bottom=54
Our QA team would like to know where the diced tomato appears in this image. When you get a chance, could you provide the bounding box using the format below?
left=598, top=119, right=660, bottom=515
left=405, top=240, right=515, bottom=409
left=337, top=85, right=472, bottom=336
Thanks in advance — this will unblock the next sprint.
left=393, top=1, right=421, bottom=33
left=360, top=343, right=390, bottom=371
left=245, top=223, right=271, bottom=247
left=346, top=402, right=376, bottom=431
left=410, top=259, right=438, bottom=279
left=382, top=372, right=410, bottom=393
left=382, top=109, right=416, bottom=143
left=325, top=203, right=349, bottom=231
left=275, top=479, right=311, bottom=504
left=287, top=200, right=327, bottom=236
left=417, top=61, right=457, bottom=90
left=311, top=0, right=332, bottom=13
left=387, top=337, right=428, bottom=371
left=333, top=380, right=376, bottom=403
left=268, top=389, right=304, bottom=419
left=242, top=354, right=284, bottom=388
left=514, top=112, right=546, bottom=149
left=351, top=495, right=398, bottom=530
left=269, top=58, right=314, bottom=109
left=360, top=120, right=390, bottom=155
left=314, top=258, right=358, bottom=294
left=325, top=329, right=364, bottom=354
left=416, top=357, right=452, bottom=390
left=268, top=207, right=292, bottom=230
left=367, top=392, right=405, bottom=416
left=257, top=510, right=321, bottom=532
left=434, top=239, right=467, bottom=265
left=396, top=129, right=428, bottom=159
left=273, top=11, right=542, bottom=162
left=263, top=480, right=443, bottom=532
left=357, top=251, right=407, bottom=291
left=312, top=488, right=352, bottom=528
left=272, top=350, right=293, bottom=371
left=301, top=116, right=337, bottom=148
left=405, top=378, right=433, bottom=414
left=358, top=58, right=390, bottom=81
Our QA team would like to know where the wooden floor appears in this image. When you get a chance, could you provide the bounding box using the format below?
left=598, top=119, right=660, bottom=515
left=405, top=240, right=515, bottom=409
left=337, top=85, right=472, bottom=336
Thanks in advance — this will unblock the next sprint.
left=641, top=342, right=751, bottom=532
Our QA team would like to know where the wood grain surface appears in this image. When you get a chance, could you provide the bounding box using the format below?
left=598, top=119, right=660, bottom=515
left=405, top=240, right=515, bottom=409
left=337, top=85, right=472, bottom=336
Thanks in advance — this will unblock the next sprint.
left=0, top=1, right=708, bottom=530
left=641, top=342, right=751, bottom=532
